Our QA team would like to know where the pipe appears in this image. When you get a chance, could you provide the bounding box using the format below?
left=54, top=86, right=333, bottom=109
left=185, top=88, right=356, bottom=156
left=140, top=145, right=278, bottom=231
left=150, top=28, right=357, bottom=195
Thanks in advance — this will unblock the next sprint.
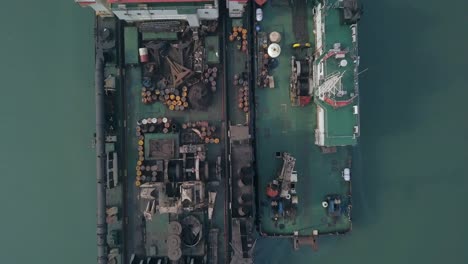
left=95, top=52, right=108, bottom=264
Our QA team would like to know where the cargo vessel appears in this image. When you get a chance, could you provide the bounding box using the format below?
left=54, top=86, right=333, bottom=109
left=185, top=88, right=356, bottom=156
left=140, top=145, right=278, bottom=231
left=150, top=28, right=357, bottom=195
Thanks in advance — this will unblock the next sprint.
left=76, top=0, right=361, bottom=263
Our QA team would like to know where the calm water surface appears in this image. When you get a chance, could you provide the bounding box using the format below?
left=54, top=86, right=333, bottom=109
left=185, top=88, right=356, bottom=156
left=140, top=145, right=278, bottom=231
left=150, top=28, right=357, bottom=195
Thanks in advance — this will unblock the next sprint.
left=0, top=1, right=95, bottom=263
left=1, top=0, right=467, bottom=263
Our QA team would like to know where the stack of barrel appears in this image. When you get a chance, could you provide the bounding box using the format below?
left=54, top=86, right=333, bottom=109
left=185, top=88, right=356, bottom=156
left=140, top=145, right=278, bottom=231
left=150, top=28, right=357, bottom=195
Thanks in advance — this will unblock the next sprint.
left=181, top=121, right=220, bottom=144
left=135, top=138, right=145, bottom=187
left=141, top=87, right=158, bottom=104
left=228, top=26, right=248, bottom=53
left=141, top=86, right=189, bottom=111
left=135, top=117, right=176, bottom=187
left=137, top=163, right=159, bottom=184
left=163, top=86, right=189, bottom=111
left=202, top=67, right=218, bottom=92
left=234, top=74, right=250, bottom=113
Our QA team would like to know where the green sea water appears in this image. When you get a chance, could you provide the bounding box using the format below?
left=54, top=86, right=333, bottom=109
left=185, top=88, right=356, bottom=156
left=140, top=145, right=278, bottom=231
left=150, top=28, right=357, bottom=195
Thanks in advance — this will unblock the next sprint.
left=1, top=0, right=467, bottom=263
left=0, top=1, right=96, bottom=263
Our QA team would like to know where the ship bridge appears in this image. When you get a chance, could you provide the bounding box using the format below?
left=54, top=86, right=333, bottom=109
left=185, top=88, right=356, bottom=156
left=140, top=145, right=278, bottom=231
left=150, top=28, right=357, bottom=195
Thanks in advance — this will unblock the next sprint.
left=76, top=0, right=219, bottom=27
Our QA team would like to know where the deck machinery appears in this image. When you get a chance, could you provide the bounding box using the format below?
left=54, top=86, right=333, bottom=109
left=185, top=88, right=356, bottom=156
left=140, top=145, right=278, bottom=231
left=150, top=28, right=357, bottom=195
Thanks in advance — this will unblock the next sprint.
left=77, top=0, right=361, bottom=263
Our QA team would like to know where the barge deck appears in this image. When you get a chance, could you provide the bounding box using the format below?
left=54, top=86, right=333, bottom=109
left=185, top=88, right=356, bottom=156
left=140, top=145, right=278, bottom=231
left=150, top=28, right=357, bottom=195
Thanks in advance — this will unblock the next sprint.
left=77, top=0, right=362, bottom=262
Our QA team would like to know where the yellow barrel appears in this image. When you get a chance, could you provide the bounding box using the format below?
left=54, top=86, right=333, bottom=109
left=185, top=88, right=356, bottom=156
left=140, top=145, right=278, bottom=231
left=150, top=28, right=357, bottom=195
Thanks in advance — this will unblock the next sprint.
left=242, top=34, right=247, bottom=40
left=136, top=170, right=142, bottom=176
left=135, top=181, right=141, bottom=187
left=138, top=151, right=144, bottom=157
left=138, top=156, right=144, bottom=162
left=182, top=91, right=187, bottom=97
left=137, top=160, right=142, bottom=166
left=176, top=96, right=181, bottom=101
left=183, top=102, right=189, bottom=107
left=170, top=94, right=175, bottom=100
left=214, top=138, right=220, bottom=144
left=138, top=140, right=144, bottom=146
left=169, top=105, right=175, bottom=110
left=172, top=100, right=177, bottom=105
left=177, top=101, right=182, bottom=106
left=242, top=29, right=247, bottom=34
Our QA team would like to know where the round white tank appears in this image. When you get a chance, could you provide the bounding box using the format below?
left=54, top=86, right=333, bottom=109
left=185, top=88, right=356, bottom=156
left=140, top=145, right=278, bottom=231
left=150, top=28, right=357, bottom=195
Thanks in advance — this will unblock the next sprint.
left=269, top=31, right=282, bottom=43
left=267, top=43, right=281, bottom=58
left=339, top=59, right=348, bottom=67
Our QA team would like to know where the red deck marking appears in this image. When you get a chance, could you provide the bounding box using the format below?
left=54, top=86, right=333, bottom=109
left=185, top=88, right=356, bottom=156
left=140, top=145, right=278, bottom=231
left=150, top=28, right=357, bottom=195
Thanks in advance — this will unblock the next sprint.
left=299, top=96, right=312, bottom=106
left=255, top=0, right=267, bottom=6
left=324, top=96, right=354, bottom=108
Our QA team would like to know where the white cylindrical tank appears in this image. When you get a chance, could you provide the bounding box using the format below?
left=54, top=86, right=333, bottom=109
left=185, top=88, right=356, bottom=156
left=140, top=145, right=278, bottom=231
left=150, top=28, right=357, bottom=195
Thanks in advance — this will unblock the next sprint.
left=343, top=168, right=351, bottom=181
left=139, top=47, right=149, bottom=63
left=267, top=43, right=281, bottom=58
left=269, top=31, right=282, bottom=43
left=339, top=59, right=348, bottom=67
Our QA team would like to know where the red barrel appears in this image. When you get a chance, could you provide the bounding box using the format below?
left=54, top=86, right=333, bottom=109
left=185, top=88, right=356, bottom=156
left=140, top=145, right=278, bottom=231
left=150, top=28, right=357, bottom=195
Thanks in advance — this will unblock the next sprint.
left=139, top=48, right=149, bottom=63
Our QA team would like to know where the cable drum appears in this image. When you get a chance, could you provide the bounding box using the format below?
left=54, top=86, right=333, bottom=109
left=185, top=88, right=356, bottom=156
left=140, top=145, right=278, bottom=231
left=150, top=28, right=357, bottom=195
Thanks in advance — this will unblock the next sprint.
left=299, top=60, right=310, bottom=78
